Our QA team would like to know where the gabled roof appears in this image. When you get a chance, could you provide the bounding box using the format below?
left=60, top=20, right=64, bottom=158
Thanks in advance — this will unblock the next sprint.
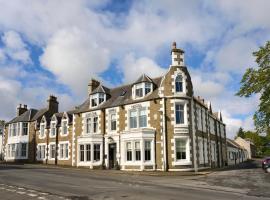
left=7, top=109, right=38, bottom=124
left=90, top=85, right=110, bottom=95
left=227, top=138, right=242, bottom=149
left=134, top=74, right=153, bottom=85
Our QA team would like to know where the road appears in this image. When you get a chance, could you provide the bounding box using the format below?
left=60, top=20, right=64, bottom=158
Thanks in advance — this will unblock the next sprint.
left=0, top=160, right=269, bottom=200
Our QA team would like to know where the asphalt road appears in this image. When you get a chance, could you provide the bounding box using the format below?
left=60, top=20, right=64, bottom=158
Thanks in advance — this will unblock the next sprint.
left=0, top=161, right=269, bottom=200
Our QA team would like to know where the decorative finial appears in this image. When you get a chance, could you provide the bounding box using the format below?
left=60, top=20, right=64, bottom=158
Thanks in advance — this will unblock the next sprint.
left=172, top=41, right=177, bottom=49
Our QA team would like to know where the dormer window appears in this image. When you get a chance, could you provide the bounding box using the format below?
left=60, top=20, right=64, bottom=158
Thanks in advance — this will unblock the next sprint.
left=133, top=82, right=153, bottom=99
left=50, top=117, right=57, bottom=137
left=90, top=93, right=106, bottom=107
left=175, top=75, right=183, bottom=92
left=133, top=74, right=154, bottom=99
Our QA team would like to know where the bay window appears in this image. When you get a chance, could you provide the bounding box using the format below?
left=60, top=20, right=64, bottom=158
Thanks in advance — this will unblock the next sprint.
left=80, top=145, right=85, bottom=162
left=86, top=144, right=91, bottom=161
left=79, top=143, right=101, bottom=163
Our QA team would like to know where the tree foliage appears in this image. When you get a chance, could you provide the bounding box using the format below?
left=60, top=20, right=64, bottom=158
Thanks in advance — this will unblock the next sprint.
left=236, top=41, right=270, bottom=135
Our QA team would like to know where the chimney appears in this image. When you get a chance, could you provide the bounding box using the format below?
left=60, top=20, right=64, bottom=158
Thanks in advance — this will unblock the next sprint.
left=47, top=95, right=59, bottom=113
left=88, top=79, right=100, bottom=96
left=171, top=42, right=185, bottom=66
left=16, top=104, right=28, bottom=117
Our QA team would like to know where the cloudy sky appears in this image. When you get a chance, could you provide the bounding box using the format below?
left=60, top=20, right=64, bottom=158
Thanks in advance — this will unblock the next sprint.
left=0, top=0, right=268, bottom=138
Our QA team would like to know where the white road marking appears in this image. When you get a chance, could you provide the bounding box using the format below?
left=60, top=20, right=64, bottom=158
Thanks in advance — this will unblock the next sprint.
left=17, top=191, right=26, bottom=194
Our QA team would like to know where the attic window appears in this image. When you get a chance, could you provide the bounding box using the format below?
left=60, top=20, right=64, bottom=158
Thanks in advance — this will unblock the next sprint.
left=133, top=82, right=153, bottom=99
left=90, top=93, right=106, bottom=107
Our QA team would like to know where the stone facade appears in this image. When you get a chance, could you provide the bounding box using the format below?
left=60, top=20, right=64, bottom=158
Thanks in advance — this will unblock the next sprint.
left=3, top=43, right=228, bottom=171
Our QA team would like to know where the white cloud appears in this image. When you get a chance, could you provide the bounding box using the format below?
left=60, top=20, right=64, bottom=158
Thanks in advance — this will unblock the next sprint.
left=40, top=28, right=110, bottom=96
left=1, top=31, right=31, bottom=64
left=121, top=53, right=166, bottom=83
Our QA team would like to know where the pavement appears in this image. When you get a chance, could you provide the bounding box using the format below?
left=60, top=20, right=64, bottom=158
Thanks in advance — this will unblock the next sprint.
left=0, top=160, right=269, bottom=200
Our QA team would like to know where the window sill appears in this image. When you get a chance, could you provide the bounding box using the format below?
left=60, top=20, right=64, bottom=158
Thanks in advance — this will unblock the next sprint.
left=174, top=124, right=188, bottom=128
left=173, top=161, right=192, bottom=166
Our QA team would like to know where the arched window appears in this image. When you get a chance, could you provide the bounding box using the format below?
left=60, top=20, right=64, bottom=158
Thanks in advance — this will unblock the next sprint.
left=175, top=75, right=183, bottom=92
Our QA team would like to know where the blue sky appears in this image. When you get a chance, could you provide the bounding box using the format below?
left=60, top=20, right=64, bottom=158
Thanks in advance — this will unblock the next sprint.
left=0, top=0, right=269, bottom=138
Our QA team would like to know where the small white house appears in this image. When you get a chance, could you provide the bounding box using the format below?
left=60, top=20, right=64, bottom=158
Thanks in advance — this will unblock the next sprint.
left=227, top=139, right=248, bottom=166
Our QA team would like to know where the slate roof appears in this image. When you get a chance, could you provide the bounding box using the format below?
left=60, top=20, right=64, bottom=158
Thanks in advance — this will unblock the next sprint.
left=90, top=85, right=110, bottom=95
left=75, top=76, right=162, bottom=114
left=134, top=74, right=153, bottom=85
left=7, top=109, right=38, bottom=124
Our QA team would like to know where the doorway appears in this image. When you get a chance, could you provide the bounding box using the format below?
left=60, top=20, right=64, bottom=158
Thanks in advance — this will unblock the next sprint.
left=108, top=143, right=117, bottom=169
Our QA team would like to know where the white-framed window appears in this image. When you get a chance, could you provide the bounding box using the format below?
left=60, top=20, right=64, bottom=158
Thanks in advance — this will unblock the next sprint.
left=211, top=142, right=216, bottom=161
left=79, top=143, right=101, bottom=163
left=93, top=144, right=100, bottom=161
left=59, top=142, right=69, bottom=160
left=22, top=122, right=28, bottom=136
left=175, top=75, right=183, bottom=92
left=62, top=120, right=68, bottom=136
left=40, top=123, right=45, bottom=138
left=126, top=142, right=132, bottom=161
left=110, top=113, right=117, bottom=131
left=49, top=143, right=56, bottom=159
left=174, top=137, right=190, bottom=165
left=90, top=93, right=106, bottom=107
left=21, top=143, right=27, bottom=157
left=135, top=141, right=141, bottom=161
left=123, top=139, right=154, bottom=163
left=175, top=104, right=185, bottom=125
left=50, top=121, right=56, bottom=137
left=37, top=144, right=46, bottom=160
left=85, top=116, right=98, bottom=134
left=144, top=140, right=151, bottom=161
left=133, top=82, right=153, bottom=99
left=129, top=108, right=147, bottom=129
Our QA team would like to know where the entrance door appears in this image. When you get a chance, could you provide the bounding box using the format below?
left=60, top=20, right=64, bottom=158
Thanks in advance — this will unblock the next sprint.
left=108, top=143, right=116, bottom=169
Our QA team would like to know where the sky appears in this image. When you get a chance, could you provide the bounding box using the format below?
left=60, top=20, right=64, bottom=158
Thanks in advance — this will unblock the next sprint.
left=0, top=0, right=269, bottom=138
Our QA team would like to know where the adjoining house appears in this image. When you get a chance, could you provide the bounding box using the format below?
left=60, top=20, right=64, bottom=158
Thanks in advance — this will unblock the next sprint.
left=227, top=139, right=248, bottom=166
left=234, top=137, right=256, bottom=159
left=3, top=42, right=228, bottom=171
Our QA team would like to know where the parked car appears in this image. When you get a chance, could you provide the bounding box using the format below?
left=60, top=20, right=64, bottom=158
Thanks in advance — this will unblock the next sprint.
left=262, top=157, right=270, bottom=172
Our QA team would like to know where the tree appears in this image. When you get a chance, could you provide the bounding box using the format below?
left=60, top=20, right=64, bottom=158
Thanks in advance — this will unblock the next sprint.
left=236, top=41, right=270, bottom=135
left=235, top=127, right=245, bottom=139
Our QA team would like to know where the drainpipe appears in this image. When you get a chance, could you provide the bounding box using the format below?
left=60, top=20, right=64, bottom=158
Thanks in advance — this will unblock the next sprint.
left=162, top=97, right=168, bottom=171
left=191, top=98, right=198, bottom=173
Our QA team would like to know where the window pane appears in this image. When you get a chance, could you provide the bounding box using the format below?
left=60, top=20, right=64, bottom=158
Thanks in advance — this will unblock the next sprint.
left=145, top=83, right=151, bottom=95
left=139, top=109, right=147, bottom=128
left=110, top=114, right=116, bottom=131
left=94, top=144, right=100, bottom=161
left=135, top=142, right=141, bottom=161
left=175, top=104, right=184, bottom=124
left=91, top=98, right=97, bottom=107
left=80, top=145, right=84, bottom=162
left=65, top=144, right=69, bottom=158
left=22, top=123, right=28, bottom=135
left=176, top=139, right=187, bottom=160
left=86, top=144, right=91, bottom=161
left=93, top=117, right=98, bottom=133
left=99, top=93, right=105, bottom=104
left=144, top=141, right=151, bottom=161
left=175, top=75, right=183, bottom=92
left=130, top=110, right=137, bottom=128
left=136, top=88, right=143, bottom=97
left=86, top=118, right=91, bottom=133
left=126, top=142, right=132, bottom=161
